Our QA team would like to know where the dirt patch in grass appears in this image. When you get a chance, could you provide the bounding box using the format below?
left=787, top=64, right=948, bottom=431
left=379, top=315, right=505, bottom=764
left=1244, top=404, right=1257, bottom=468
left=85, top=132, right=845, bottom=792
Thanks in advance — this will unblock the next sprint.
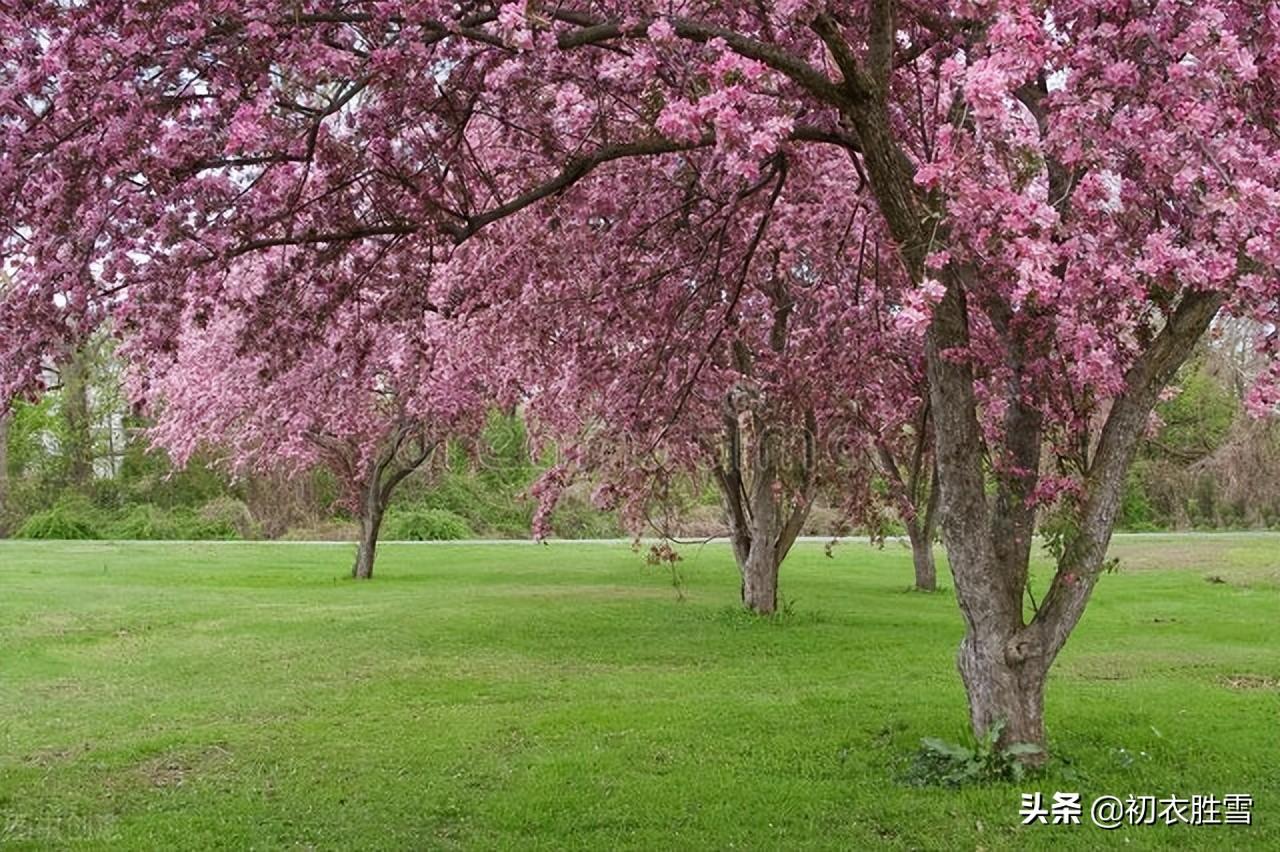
left=1219, top=674, right=1280, bottom=690
left=21, top=742, right=92, bottom=768
left=124, top=745, right=234, bottom=789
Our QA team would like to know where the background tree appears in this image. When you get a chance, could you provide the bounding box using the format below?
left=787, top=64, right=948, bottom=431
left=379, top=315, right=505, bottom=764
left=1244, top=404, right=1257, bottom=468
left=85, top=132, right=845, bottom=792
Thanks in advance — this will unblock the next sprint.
left=0, top=409, right=8, bottom=534
left=872, top=402, right=941, bottom=592
left=469, top=150, right=917, bottom=613
left=138, top=277, right=487, bottom=579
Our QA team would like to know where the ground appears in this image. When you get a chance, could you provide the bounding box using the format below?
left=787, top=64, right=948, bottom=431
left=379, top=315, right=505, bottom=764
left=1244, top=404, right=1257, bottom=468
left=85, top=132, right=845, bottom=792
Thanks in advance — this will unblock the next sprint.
left=0, top=534, right=1277, bottom=850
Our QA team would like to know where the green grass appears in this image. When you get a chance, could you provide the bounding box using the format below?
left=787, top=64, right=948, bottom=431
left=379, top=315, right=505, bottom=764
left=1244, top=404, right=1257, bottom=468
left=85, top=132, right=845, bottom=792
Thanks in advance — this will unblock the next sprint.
left=1, top=534, right=1277, bottom=850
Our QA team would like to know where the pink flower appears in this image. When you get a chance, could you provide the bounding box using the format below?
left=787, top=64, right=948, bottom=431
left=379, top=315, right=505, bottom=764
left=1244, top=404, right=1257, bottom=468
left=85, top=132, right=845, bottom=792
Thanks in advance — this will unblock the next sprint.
left=647, top=19, right=676, bottom=44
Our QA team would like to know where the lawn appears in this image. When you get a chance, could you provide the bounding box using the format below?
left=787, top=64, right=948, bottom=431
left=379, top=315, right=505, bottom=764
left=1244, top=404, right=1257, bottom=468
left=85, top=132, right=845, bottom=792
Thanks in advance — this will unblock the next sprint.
left=1, top=535, right=1277, bottom=850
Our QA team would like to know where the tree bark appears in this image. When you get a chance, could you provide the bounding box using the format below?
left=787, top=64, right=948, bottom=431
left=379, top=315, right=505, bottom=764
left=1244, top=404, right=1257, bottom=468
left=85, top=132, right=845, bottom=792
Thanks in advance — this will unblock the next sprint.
left=928, top=287, right=1224, bottom=763
left=958, top=626, right=1048, bottom=749
left=352, top=486, right=385, bottom=580
left=718, top=460, right=790, bottom=615
left=818, top=11, right=1225, bottom=763
left=906, top=521, right=936, bottom=592
left=713, top=395, right=815, bottom=615
left=740, top=534, right=781, bottom=614
left=61, top=353, right=95, bottom=488
left=875, top=426, right=940, bottom=592
left=305, top=423, right=436, bottom=582
left=0, top=411, right=9, bottom=532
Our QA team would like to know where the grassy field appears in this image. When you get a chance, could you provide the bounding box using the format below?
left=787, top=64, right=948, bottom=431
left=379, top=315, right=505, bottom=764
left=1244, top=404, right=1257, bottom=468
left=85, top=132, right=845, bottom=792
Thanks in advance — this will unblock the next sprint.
left=1, top=535, right=1277, bottom=850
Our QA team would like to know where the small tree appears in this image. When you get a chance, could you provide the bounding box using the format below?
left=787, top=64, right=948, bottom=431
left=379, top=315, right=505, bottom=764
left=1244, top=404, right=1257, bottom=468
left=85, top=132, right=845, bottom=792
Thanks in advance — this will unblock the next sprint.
left=873, top=406, right=941, bottom=592
left=140, top=297, right=484, bottom=579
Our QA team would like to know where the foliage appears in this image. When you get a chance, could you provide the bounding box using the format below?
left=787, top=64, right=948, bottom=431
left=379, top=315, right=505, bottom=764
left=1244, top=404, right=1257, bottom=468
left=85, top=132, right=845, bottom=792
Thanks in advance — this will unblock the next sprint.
left=104, top=504, right=182, bottom=540
left=405, top=472, right=532, bottom=537
left=115, top=435, right=234, bottom=512
left=547, top=483, right=624, bottom=539
left=14, top=497, right=102, bottom=540
left=197, top=497, right=260, bottom=540
left=11, top=496, right=246, bottom=541
left=103, top=504, right=241, bottom=541
left=1124, top=355, right=1280, bottom=530
left=903, top=721, right=1043, bottom=787
left=381, top=506, right=473, bottom=542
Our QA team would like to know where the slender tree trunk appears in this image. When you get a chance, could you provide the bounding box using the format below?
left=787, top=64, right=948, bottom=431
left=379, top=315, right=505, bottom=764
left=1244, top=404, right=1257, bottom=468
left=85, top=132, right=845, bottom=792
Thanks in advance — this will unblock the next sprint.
left=352, top=493, right=385, bottom=580
left=718, top=475, right=813, bottom=614
left=328, top=424, right=437, bottom=581
left=714, top=398, right=815, bottom=616
left=721, top=481, right=784, bottom=615
left=0, top=411, right=9, bottom=532
left=61, top=354, right=94, bottom=488
left=906, top=521, right=936, bottom=592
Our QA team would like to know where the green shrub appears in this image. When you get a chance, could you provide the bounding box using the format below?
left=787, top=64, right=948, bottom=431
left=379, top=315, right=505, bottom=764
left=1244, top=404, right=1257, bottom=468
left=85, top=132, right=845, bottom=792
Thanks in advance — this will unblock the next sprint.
left=102, top=504, right=240, bottom=540
left=106, top=504, right=180, bottom=540
left=1118, top=469, right=1162, bottom=531
left=279, top=520, right=360, bottom=541
left=549, top=483, right=622, bottom=539
left=197, top=497, right=259, bottom=539
left=407, top=473, right=532, bottom=537
left=382, top=506, right=473, bottom=541
left=174, top=507, right=240, bottom=540
left=14, top=497, right=102, bottom=540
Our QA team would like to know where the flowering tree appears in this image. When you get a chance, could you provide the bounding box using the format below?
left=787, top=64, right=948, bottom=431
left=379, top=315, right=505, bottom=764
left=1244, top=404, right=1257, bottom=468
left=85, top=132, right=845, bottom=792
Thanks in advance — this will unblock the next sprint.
left=471, top=149, right=919, bottom=611
left=136, top=272, right=485, bottom=579
left=3, top=1, right=1278, bottom=759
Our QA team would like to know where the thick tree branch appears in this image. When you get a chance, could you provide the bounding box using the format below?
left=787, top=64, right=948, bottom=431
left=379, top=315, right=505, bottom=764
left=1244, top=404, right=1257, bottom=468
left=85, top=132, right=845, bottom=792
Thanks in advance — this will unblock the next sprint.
left=444, top=134, right=716, bottom=242
left=1026, top=288, right=1226, bottom=656
left=547, top=11, right=847, bottom=106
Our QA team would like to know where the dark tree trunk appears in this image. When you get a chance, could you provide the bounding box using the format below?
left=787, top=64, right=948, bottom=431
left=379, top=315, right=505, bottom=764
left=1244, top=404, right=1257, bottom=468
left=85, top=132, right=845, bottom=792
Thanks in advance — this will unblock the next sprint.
left=0, top=411, right=9, bottom=532
left=61, top=354, right=94, bottom=488
left=819, top=17, right=1226, bottom=763
left=740, top=538, right=781, bottom=614
left=352, top=493, right=384, bottom=580
left=874, top=409, right=940, bottom=593
left=714, top=394, right=815, bottom=616
left=906, top=521, right=936, bottom=592
left=306, top=423, right=437, bottom=582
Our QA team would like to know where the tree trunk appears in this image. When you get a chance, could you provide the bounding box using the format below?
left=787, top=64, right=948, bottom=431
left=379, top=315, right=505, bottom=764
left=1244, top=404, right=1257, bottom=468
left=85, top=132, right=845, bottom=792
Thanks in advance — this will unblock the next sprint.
left=714, top=442, right=813, bottom=615
left=906, top=522, right=937, bottom=592
left=926, top=286, right=1224, bottom=763
left=352, top=493, right=384, bottom=580
left=832, top=42, right=1224, bottom=763
left=0, top=411, right=9, bottom=532
left=712, top=387, right=816, bottom=615
left=740, top=536, right=781, bottom=614
left=307, top=425, right=436, bottom=581
left=958, top=630, right=1047, bottom=753
left=61, top=354, right=94, bottom=488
